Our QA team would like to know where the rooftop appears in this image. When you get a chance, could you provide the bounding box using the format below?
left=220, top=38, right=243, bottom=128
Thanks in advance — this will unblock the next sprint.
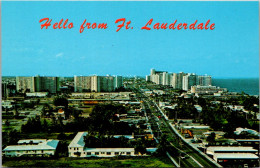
left=3, top=140, right=59, bottom=151
left=207, top=146, right=258, bottom=152
left=214, top=153, right=259, bottom=160
left=68, top=132, right=87, bottom=148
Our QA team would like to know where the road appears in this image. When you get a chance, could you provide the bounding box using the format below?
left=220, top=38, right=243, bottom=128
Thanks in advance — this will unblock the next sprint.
left=133, top=87, right=221, bottom=168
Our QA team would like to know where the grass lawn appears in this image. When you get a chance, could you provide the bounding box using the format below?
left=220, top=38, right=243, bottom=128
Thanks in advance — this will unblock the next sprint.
left=2, top=156, right=174, bottom=167
left=19, top=132, right=76, bottom=140
left=19, top=132, right=60, bottom=139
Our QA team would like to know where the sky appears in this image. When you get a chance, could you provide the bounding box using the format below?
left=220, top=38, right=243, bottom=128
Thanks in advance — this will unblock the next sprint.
left=1, top=1, right=259, bottom=78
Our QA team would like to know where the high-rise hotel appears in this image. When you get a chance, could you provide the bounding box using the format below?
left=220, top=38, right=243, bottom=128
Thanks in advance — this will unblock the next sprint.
left=16, top=76, right=60, bottom=93
left=74, top=75, right=123, bottom=92
left=147, top=69, right=212, bottom=91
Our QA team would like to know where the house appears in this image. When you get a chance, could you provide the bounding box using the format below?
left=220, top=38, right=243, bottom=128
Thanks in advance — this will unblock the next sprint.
left=3, top=139, right=59, bottom=157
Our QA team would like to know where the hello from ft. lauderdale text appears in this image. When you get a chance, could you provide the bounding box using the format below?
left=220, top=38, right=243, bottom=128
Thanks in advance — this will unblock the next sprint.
left=39, top=18, right=215, bottom=33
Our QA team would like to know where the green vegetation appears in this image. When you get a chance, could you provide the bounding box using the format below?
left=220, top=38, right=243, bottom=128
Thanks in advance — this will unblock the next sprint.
left=2, top=157, right=174, bottom=167
left=206, top=133, right=216, bottom=143
left=165, top=95, right=259, bottom=138
left=53, top=96, right=68, bottom=108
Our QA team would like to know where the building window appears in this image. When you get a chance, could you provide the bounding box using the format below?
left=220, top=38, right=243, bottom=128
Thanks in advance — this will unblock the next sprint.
left=41, top=150, right=44, bottom=153
left=87, top=152, right=91, bottom=155
left=107, top=152, right=111, bottom=155
left=77, top=148, right=78, bottom=150
left=115, top=152, right=119, bottom=155
left=95, top=152, right=99, bottom=155
left=126, top=152, right=131, bottom=155
left=74, top=148, right=76, bottom=150
left=101, top=152, right=105, bottom=154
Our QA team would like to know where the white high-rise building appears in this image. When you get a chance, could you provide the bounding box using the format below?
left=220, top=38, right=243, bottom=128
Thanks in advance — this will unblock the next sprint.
left=170, top=72, right=187, bottom=89
left=16, top=77, right=35, bottom=93
left=149, top=69, right=172, bottom=86
left=146, top=75, right=150, bottom=82
left=16, top=76, right=60, bottom=93
left=114, top=76, right=123, bottom=89
left=74, top=75, right=123, bottom=92
left=148, top=69, right=212, bottom=91
left=182, top=73, right=197, bottom=91
left=198, top=75, right=212, bottom=86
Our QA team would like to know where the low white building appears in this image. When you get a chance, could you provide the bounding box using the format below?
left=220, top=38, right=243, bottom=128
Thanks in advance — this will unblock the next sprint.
left=26, top=92, right=48, bottom=97
left=206, top=146, right=258, bottom=155
left=68, top=132, right=157, bottom=157
left=191, top=85, right=227, bottom=94
left=234, top=127, right=260, bottom=137
left=3, top=139, right=59, bottom=157
left=206, top=146, right=259, bottom=162
left=182, top=125, right=210, bottom=129
left=213, top=153, right=259, bottom=163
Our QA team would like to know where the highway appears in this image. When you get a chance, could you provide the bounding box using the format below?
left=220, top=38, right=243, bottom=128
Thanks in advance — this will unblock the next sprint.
left=132, top=86, right=221, bottom=168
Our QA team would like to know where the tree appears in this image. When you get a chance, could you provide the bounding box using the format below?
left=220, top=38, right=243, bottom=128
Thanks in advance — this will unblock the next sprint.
left=135, top=138, right=147, bottom=155
left=206, top=133, right=216, bottom=143
left=5, top=120, right=10, bottom=127
left=42, top=119, right=48, bottom=131
left=84, top=134, right=99, bottom=148
left=8, top=130, right=19, bottom=145
left=57, top=132, right=67, bottom=140
left=53, top=96, right=68, bottom=108
left=14, top=106, right=19, bottom=117
left=88, top=104, right=117, bottom=135
left=41, top=108, right=46, bottom=117
left=156, top=134, right=168, bottom=156
left=71, top=108, right=82, bottom=120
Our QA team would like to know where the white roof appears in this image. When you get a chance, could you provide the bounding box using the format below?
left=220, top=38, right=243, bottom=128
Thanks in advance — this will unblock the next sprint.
left=183, top=126, right=210, bottom=129
left=214, top=153, right=259, bottom=159
left=68, top=132, right=87, bottom=148
left=3, top=140, right=59, bottom=151
left=84, top=148, right=134, bottom=152
left=236, top=139, right=260, bottom=142
left=207, top=146, right=257, bottom=152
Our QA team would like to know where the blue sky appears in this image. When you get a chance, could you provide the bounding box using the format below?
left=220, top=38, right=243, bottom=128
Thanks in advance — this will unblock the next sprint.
left=2, top=1, right=259, bottom=78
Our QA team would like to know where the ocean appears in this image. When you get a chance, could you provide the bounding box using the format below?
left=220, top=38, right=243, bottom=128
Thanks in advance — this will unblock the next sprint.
left=212, top=78, right=259, bottom=96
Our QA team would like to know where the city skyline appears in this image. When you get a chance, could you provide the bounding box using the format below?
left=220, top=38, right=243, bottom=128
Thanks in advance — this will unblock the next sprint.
left=2, top=1, right=259, bottom=78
